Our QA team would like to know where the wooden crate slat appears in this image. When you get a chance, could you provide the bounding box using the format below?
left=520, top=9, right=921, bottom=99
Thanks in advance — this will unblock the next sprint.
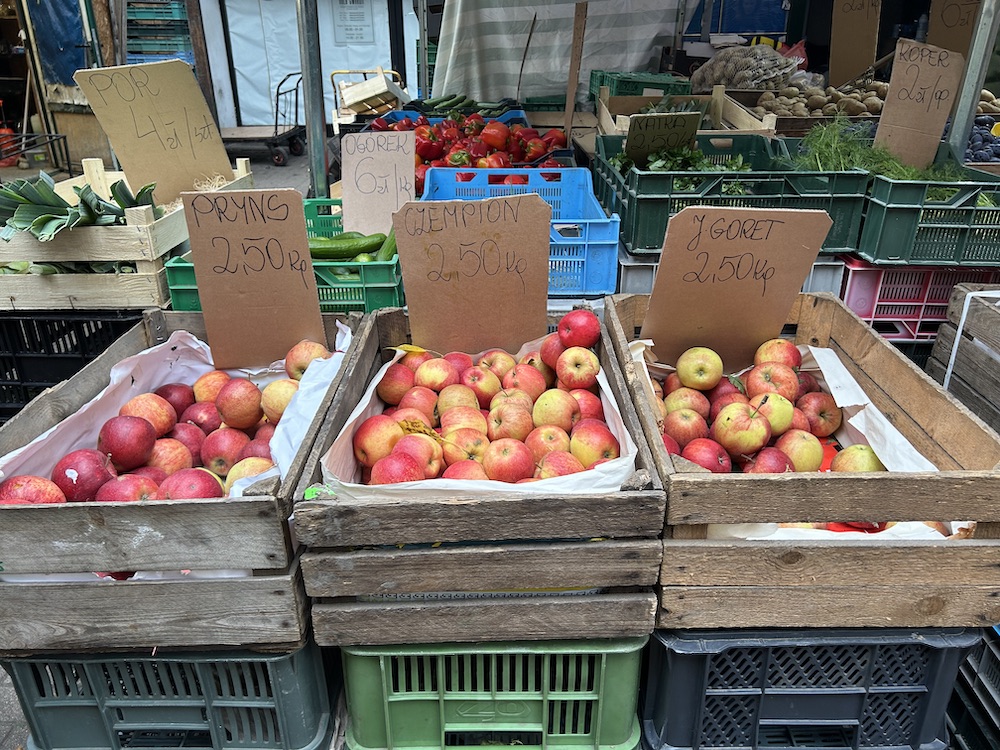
left=946, top=283, right=1000, bottom=351
left=930, top=323, right=1000, bottom=427
left=0, top=266, right=170, bottom=310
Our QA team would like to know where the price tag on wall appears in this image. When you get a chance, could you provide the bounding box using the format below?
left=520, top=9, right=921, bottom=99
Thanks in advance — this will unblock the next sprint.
left=829, top=0, right=882, bottom=86
left=640, top=207, right=831, bottom=371
left=927, top=0, right=981, bottom=56
left=875, top=39, right=965, bottom=168
left=624, top=112, right=701, bottom=165
left=75, top=61, right=233, bottom=204
left=183, top=189, right=325, bottom=369
left=392, top=194, right=551, bottom=355
left=341, top=131, right=415, bottom=235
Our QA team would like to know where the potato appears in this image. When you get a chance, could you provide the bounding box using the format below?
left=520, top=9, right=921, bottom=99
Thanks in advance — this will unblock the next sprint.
left=758, top=91, right=776, bottom=103
left=870, top=82, right=890, bottom=99
left=779, top=87, right=801, bottom=98
left=805, top=86, right=826, bottom=98
left=863, top=97, right=883, bottom=114
left=829, top=90, right=843, bottom=102
left=838, top=98, right=867, bottom=116
left=775, top=108, right=792, bottom=116
left=826, top=86, right=838, bottom=96
left=806, top=94, right=828, bottom=110
left=822, top=103, right=839, bottom=116
left=752, top=106, right=767, bottom=117
left=810, top=109, right=824, bottom=116
left=981, top=88, right=996, bottom=102
left=848, top=92, right=864, bottom=101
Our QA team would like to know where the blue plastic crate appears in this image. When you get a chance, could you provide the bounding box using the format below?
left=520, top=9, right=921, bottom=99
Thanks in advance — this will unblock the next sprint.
left=362, top=109, right=530, bottom=130
left=126, top=50, right=195, bottom=66
left=421, top=167, right=620, bottom=297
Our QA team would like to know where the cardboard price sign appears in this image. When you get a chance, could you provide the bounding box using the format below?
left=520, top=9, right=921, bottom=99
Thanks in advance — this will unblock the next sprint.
left=927, top=0, right=981, bottom=55
left=875, top=39, right=965, bottom=169
left=341, top=131, right=416, bottom=235
left=182, top=189, right=325, bottom=368
left=75, top=60, right=233, bottom=204
left=624, top=112, right=701, bottom=165
left=640, top=206, right=831, bottom=371
left=829, top=0, right=882, bottom=86
left=393, top=194, right=551, bottom=355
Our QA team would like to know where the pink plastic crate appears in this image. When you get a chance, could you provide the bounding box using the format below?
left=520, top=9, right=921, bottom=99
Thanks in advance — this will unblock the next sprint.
left=839, top=255, right=1000, bottom=341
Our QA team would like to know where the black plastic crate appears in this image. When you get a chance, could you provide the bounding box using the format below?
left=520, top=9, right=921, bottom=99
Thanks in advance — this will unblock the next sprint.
left=0, top=310, right=142, bottom=423
left=948, top=671, right=1000, bottom=750
left=643, top=629, right=981, bottom=750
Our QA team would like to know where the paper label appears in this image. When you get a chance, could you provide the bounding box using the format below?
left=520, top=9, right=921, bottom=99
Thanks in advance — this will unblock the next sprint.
left=341, top=131, right=415, bottom=235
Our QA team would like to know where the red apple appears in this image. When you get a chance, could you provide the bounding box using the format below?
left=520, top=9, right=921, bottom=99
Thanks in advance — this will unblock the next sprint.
left=570, top=421, right=620, bottom=468
left=352, top=413, right=405, bottom=467
left=532, top=388, right=581, bottom=433
left=398, top=386, right=439, bottom=425
left=710, top=402, right=772, bottom=456
left=556, top=347, right=600, bottom=390
left=443, top=351, right=475, bottom=373
left=661, top=433, right=681, bottom=455
left=754, top=338, right=802, bottom=369
left=744, top=362, right=799, bottom=403
left=120, top=392, right=177, bottom=437
left=441, top=428, right=490, bottom=465
left=369, top=452, right=424, bottom=484
left=215, top=378, right=264, bottom=430
left=399, top=349, right=435, bottom=372
left=663, top=387, right=711, bottom=420
left=663, top=372, right=684, bottom=394
left=709, top=392, right=750, bottom=422
left=490, top=388, right=534, bottom=413
left=502, top=364, right=548, bottom=402
left=440, top=405, right=488, bottom=435
left=519, top=350, right=556, bottom=387
left=255, top=423, right=277, bottom=443
left=742, top=446, right=795, bottom=474
left=830, top=444, right=886, bottom=472
left=795, top=371, right=821, bottom=401
left=237, top=439, right=273, bottom=462
left=146, top=438, right=194, bottom=476
left=482, top=438, right=535, bottom=482
left=774, top=429, right=824, bottom=472
left=524, top=424, right=571, bottom=463
left=392, top=433, right=443, bottom=478
left=392, top=406, right=434, bottom=429
left=95, top=474, right=159, bottom=502
left=224, top=457, right=275, bottom=494
left=200, top=428, right=251, bottom=477
left=261, top=378, right=299, bottom=423
left=570, top=389, right=605, bottom=422
left=790, top=407, right=811, bottom=432
left=442, top=459, right=489, bottom=480
left=796, top=391, right=843, bottom=437
left=748, top=392, right=794, bottom=437
left=51, top=449, right=117, bottom=502
left=98, top=415, right=157, bottom=471
left=681, top=438, right=732, bottom=473
left=156, top=467, right=225, bottom=499
left=180, top=401, right=223, bottom=434
left=154, top=382, right=195, bottom=419
left=436, top=383, right=480, bottom=414
left=539, top=333, right=567, bottom=370
left=478, top=349, right=517, bottom=381
left=706, top=376, right=745, bottom=403
left=675, top=347, right=724, bottom=391
left=193, top=370, right=231, bottom=403
left=460, top=366, right=503, bottom=409
left=536, top=450, right=586, bottom=478
left=557, top=308, right=601, bottom=349
left=285, top=339, right=331, bottom=380
left=414, top=357, right=460, bottom=392
left=168, top=422, right=206, bottom=466
left=0, top=475, right=66, bottom=504
left=129, top=466, right=167, bottom=484
left=486, top=403, right=534, bottom=442
left=662, top=408, right=709, bottom=449
left=376, top=363, right=415, bottom=406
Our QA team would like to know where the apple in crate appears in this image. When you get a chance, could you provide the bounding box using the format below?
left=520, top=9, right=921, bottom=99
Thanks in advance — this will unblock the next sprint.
left=441, top=428, right=490, bottom=466
left=482, top=438, right=535, bottom=483
left=130, top=466, right=167, bottom=484
left=709, top=392, right=749, bottom=422
left=557, top=308, right=601, bottom=349
left=224, top=457, right=275, bottom=494
left=201, top=428, right=251, bottom=477
left=98, top=415, right=157, bottom=471
left=490, top=388, right=533, bottom=413
left=216, top=378, right=264, bottom=430
left=0, top=475, right=67, bottom=505
left=353, top=414, right=405, bottom=467
left=570, top=389, right=604, bottom=422
left=502, top=364, right=547, bottom=402
left=193, top=370, right=231, bottom=402
left=285, top=339, right=331, bottom=380
left=437, top=384, right=479, bottom=413
left=519, top=350, right=556, bottom=387
left=370, top=452, right=424, bottom=485
left=753, top=338, right=802, bottom=369
left=376, top=363, right=414, bottom=405
left=442, top=459, right=489, bottom=480
left=444, top=351, right=475, bottom=373
left=156, top=467, right=225, bottom=499
left=680, top=438, right=731, bottom=473
left=748, top=393, right=794, bottom=437
left=675, top=347, right=724, bottom=391
left=168, top=422, right=206, bottom=466
left=796, top=391, right=843, bottom=437
left=830, top=444, right=886, bottom=472
left=120, top=392, right=177, bottom=437
left=532, top=389, right=580, bottom=434
left=461, top=367, right=502, bottom=408
left=154, top=382, right=196, bottom=420
left=774, top=429, right=824, bottom=472
left=795, top=371, right=821, bottom=400
left=261, top=378, right=299, bottom=423
left=393, top=406, right=434, bottom=429
left=744, top=362, right=799, bottom=403
left=570, top=421, right=620, bottom=468
left=180, top=401, right=222, bottom=434
left=663, top=387, right=710, bottom=419
left=710, top=402, right=771, bottom=457
left=399, top=349, right=434, bottom=371
left=742, top=447, right=794, bottom=474
left=146, top=438, right=194, bottom=476
left=51, top=449, right=117, bottom=502
left=487, top=403, right=534, bottom=442
left=440, top=405, right=488, bottom=435
left=398, top=386, right=439, bottom=425
left=662, top=408, right=709, bottom=450
left=478, top=349, right=517, bottom=381
left=415, top=358, right=460, bottom=392
left=238, top=439, right=273, bottom=462
left=95, top=474, right=159, bottom=502
left=392, top=434, right=443, bottom=479
left=539, top=333, right=567, bottom=370
left=536, top=450, right=586, bottom=478
left=524, top=425, right=571, bottom=463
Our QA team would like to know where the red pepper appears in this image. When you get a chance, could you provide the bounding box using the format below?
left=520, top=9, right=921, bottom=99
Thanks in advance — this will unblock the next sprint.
left=485, top=151, right=511, bottom=169
left=370, top=117, right=390, bottom=132
left=826, top=522, right=889, bottom=533
left=481, top=121, right=511, bottom=151
left=446, top=149, right=472, bottom=167
left=415, top=114, right=430, bottom=126
left=503, top=174, right=529, bottom=185
left=463, top=113, right=486, bottom=136
left=429, top=158, right=448, bottom=168
left=456, top=172, right=476, bottom=182
left=541, top=128, right=568, bottom=149
left=536, top=158, right=563, bottom=169
left=414, top=125, right=444, bottom=161
left=390, top=117, right=415, bottom=131
left=508, top=142, right=525, bottom=163
left=510, top=123, right=526, bottom=135
left=415, top=163, right=431, bottom=194
left=441, top=126, right=460, bottom=144
left=523, top=137, right=548, bottom=162
left=466, top=139, right=489, bottom=160
left=515, top=128, right=540, bottom=143
left=475, top=157, right=491, bottom=168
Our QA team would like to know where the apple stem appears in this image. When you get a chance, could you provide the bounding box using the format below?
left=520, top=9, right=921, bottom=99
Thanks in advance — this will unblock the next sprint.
left=750, top=394, right=768, bottom=418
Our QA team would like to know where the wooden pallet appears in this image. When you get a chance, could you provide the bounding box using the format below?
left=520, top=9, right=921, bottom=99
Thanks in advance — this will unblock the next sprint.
left=605, top=292, right=1000, bottom=629
left=927, top=284, right=1000, bottom=435
left=293, top=307, right=665, bottom=646
left=0, top=158, right=253, bottom=311
left=0, top=309, right=356, bottom=654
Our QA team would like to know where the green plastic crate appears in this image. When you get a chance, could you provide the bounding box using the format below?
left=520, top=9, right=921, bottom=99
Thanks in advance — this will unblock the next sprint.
left=587, top=71, right=691, bottom=100
left=857, top=148, right=1000, bottom=266
left=524, top=95, right=568, bottom=111
left=342, top=638, right=646, bottom=750
left=593, top=134, right=867, bottom=256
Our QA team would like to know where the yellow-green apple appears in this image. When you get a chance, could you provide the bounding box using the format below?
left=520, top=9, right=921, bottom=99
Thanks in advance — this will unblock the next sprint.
left=129, top=466, right=167, bottom=484
left=398, top=386, right=439, bottom=425
left=392, top=433, right=443, bottom=478
left=254, top=423, right=276, bottom=443
left=556, top=346, right=600, bottom=390
left=120, top=392, right=177, bottom=437
left=651, top=378, right=664, bottom=399
left=200, top=428, right=250, bottom=477
left=441, top=428, right=490, bottom=465
left=661, top=432, right=681, bottom=455
left=156, top=467, right=225, bottom=499
left=537, top=450, right=586, bottom=478
left=436, top=384, right=479, bottom=414
left=532, top=388, right=581, bottom=433
left=570, top=421, right=620, bottom=468
left=180, top=401, right=222, bottom=434
left=502, top=364, right=547, bottom=402
left=524, top=424, right=571, bottom=463
left=284, top=339, right=331, bottom=380
left=680, top=438, right=732, bottom=473
left=796, top=391, right=843, bottom=437
left=749, top=392, right=794, bottom=437
left=774, top=429, right=824, bottom=472
left=478, top=349, right=517, bottom=381
left=154, top=382, right=195, bottom=419
left=486, top=403, right=534, bottom=442
left=376, top=363, right=415, bottom=405
left=444, top=351, right=475, bottom=373
left=539, top=332, right=566, bottom=370
left=95, top=474, right=159, bottom=502
left=193, top=370, right=231, bottom=402
left=146, top=437, right=194, bottom=476
left=442, top=459, right=489, bottom=480
left=830, top=444, right=886, bottom=472
left=519, top=350, right=556, bottom=387
left=237, top=439, right=272, bottom=462
left=490, top=388, right=534, bottom=413
left=744, top=362, right=799, bottom=403
left=414, top=357, right=460, bottom=392
left=261, top=378, right=299, bottom=423
left=352, top=414, right=405, bottom=467
left=482, top=438, right=535, bottom=482
left=51, top=449, right=117, bottom=502
left=570, top=389, right=604, bottom=421
left=167, top=422, right=206, bottom=466
left=557, top=308, right=601, bottom=348
left=742, top=446, right=794, bottom=474
left=795, top=371, right=821, bottom=401
left=662, top=408, right=709, bottom=449
left=754, top=338, right=802, bottom=369
left=0, top=475, right=66, bottom=504
left=224, top=457, right=275, bottom=494
left=710, top=402, right=772, bottom=456
left=709, top=392, right=750, bottom=422
left=461, top=366, right=503, bottom=408
left=370, top=452, right=424, bottom=484
left=392, top=406, right=434, bottom=429
left=790, top=407, right=811, bottom=432
left=663, top=387, right=711, bottom=419
left=98, top=415, right=157, bottom=471
left=675, top=347, right=724, bottom=391
left=664, top=372, right=684, bottom=394
left=440, top=405, right=488, bottom=435
left=215, top=378, right=264, bottom=430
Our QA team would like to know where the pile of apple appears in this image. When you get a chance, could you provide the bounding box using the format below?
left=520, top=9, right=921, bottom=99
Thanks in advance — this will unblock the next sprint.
left=352, top=309, right=622, bottom=485
left=656, top=338, right=886, bottom=476
left=0, top=339, right=333, bottom=506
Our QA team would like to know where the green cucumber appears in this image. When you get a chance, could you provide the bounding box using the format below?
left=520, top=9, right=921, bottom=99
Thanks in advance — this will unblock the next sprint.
left=424, top=92, right=458, bottom=107
left=309, top=233, right=386, bottom=260
left=352, top=253, right=376, bottom=263
left=375, top=228, right=396, bottom=262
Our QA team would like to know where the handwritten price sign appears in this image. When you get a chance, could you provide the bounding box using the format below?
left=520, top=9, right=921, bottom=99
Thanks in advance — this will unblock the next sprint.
left=640, top=207, right=831, bottom=370
left=183, top=189, right=325, bottom=368
left=75, top=61, right=233, bottom=203
left=393, top=194, right=551, bottom=354
left=927, top=0, right=980, bottom=56
left=342, top=132, right=415, bottom=235
left=829, top=0, right=881, bottom=85
left=625, top=112, right=701, bottom=165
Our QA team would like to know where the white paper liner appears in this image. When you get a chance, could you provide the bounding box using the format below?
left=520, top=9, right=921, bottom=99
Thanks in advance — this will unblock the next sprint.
left=320, top=333, right=639, bottom=498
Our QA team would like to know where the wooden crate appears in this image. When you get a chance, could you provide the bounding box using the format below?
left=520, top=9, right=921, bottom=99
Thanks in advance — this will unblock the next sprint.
left=0, top=159, right=253, bottom=311
left=604, top=292, right=1000, bottom=629
left=928, top=284, right=1000, bottom=435
left=726, top=90, right=878, bottom=137
left=293, top=307, right=665, bottom=646
left=0, top=309, right=357, bottom=654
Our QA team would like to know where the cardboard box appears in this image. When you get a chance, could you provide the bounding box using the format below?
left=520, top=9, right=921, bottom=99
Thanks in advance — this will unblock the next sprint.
left=605, top=292, right=1000, bottom=629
